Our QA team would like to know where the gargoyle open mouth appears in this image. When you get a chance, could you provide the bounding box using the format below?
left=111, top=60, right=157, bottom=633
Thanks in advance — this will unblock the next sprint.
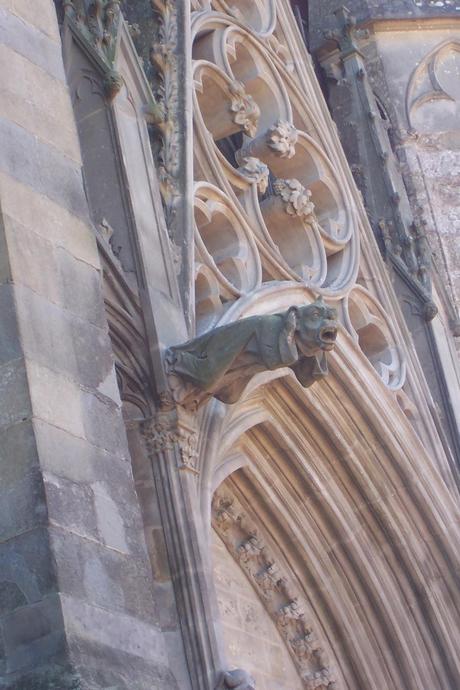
left=319, top=326, right=338, bottom=350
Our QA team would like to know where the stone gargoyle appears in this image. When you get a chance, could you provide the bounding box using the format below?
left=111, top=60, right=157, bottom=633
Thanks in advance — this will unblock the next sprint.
left=166, top=298, right=338, bottom=408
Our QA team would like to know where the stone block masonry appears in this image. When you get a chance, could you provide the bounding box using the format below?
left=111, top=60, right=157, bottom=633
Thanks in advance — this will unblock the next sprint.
left=0, top=1, right=178, bottom=687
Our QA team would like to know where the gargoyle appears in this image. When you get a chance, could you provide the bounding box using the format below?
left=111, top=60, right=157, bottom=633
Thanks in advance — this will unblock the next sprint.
left=216, top=669, right=256, bottom=689
left=166, top=298, right=338, bottom=408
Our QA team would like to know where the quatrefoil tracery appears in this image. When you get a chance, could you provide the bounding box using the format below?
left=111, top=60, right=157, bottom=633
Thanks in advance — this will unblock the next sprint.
left=190, top=2, right=405, bottom=389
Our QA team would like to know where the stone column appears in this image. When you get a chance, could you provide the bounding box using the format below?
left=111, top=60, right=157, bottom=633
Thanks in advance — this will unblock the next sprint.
left=142, top=406, right=224, bottom=690
left=0, top=2, right=174, bottom=687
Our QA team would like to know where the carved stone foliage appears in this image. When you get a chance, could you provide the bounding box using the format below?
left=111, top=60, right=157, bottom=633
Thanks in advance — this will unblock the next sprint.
left=229, top=81, right=261, bottom=138
left=212, top=488, right=338, bottom=690
left=166, top=299, right=338, bottom=408
left=191, top=4, right=361, bottom=333
left=63, top=0, right=124, bottom=99
left=272, top=179, right=315, bottom=219
left=142, top=406, right=199, bottom=473
left=149, top=0, right=181, bottom=225
left=267, top=120, right=298, bottom=159
left=237, top=157, right=269, bottom=194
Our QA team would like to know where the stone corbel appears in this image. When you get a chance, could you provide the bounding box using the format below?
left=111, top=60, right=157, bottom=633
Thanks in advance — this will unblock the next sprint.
left=166, top=299, right=339, bottom=409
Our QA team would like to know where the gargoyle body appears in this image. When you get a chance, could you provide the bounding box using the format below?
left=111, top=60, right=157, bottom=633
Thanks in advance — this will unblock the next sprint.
left=167, top=299, right=338, bottom=408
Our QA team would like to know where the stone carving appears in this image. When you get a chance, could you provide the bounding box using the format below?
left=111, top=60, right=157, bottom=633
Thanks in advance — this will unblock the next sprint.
left=411, top=220, right=433, bottom=292
left=95, top=222, right=154, bottom=419
left=256, top=563, right=282, bottom=599
left=324, top=7, right=369, bottom=57
left=64, top=0, right=124, bottom=100
left=303, top=668, right=336, bottom=690
left=212, top=488, right=338, bottom=689
left=143, top=410, right=199, bottom=473
left=377, top=216, right=436, bottom=313
left=238, top=157, right=270, bottom=194
left=267, top=120, right=298, bottom=158
left=273, top=179, right=316, bottom=220
left=167, top=298, right=338, bottom=407
left=150, top=0, right=181, bottom=222
left=229, top=81, right=261, bottom=138
left=217, top=669, right=256, bottom=689
left=237, top=535, right=264, bottom=564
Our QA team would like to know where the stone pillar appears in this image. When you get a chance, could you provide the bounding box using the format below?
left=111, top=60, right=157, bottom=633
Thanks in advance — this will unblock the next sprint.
left=0, top=1, right=174, bottom=687
left=142, top=406, right=224, bottom=690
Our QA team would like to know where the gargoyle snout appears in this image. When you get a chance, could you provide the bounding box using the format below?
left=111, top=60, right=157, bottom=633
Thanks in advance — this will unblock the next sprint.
left=319, top=321, right=338, bottom=350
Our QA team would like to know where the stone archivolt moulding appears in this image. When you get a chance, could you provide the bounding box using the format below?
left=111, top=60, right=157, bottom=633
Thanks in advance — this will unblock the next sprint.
left=212, top=487, right=337, bottom=689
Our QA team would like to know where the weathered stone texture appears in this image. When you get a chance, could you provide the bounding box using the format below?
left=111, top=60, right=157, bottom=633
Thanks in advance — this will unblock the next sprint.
left=0, top=44, right=80, bottom=161
left=0, top=1, right=176, bottom=687
left=0, top=0, right=61, bottom=41
left=212, top=531, right=304, bottom=690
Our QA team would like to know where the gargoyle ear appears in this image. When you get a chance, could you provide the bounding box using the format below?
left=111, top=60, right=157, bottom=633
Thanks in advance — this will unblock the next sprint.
left=279, top=306, right=299, bottom=366
left=286, top=305, right=299, bottom=326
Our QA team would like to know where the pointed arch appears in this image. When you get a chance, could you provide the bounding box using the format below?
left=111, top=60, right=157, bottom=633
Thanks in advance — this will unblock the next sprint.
left=199, top=327, right=460, bottom=689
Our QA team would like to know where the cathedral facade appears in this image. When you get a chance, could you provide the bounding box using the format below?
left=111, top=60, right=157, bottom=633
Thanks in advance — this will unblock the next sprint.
left=0, top=1, right=459, bottom=688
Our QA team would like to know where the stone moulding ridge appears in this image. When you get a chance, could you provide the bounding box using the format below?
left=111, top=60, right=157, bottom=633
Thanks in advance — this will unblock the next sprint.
left=212, top=488, right=339, bottom=689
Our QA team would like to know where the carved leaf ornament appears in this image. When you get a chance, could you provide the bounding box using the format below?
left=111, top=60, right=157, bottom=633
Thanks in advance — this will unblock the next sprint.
left=63, top=0, right=124, bottom=100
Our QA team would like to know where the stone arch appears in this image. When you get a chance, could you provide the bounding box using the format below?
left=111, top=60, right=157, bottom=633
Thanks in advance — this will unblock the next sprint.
left=406, top=40, right=460, bottom=133
left=198, top=328, right=460, bottom=690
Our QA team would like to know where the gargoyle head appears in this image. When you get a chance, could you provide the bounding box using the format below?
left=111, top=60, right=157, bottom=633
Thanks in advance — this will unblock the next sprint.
left=218, top=669, right=256, bottom=689
left=290, top=298, right=338, bottom=358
